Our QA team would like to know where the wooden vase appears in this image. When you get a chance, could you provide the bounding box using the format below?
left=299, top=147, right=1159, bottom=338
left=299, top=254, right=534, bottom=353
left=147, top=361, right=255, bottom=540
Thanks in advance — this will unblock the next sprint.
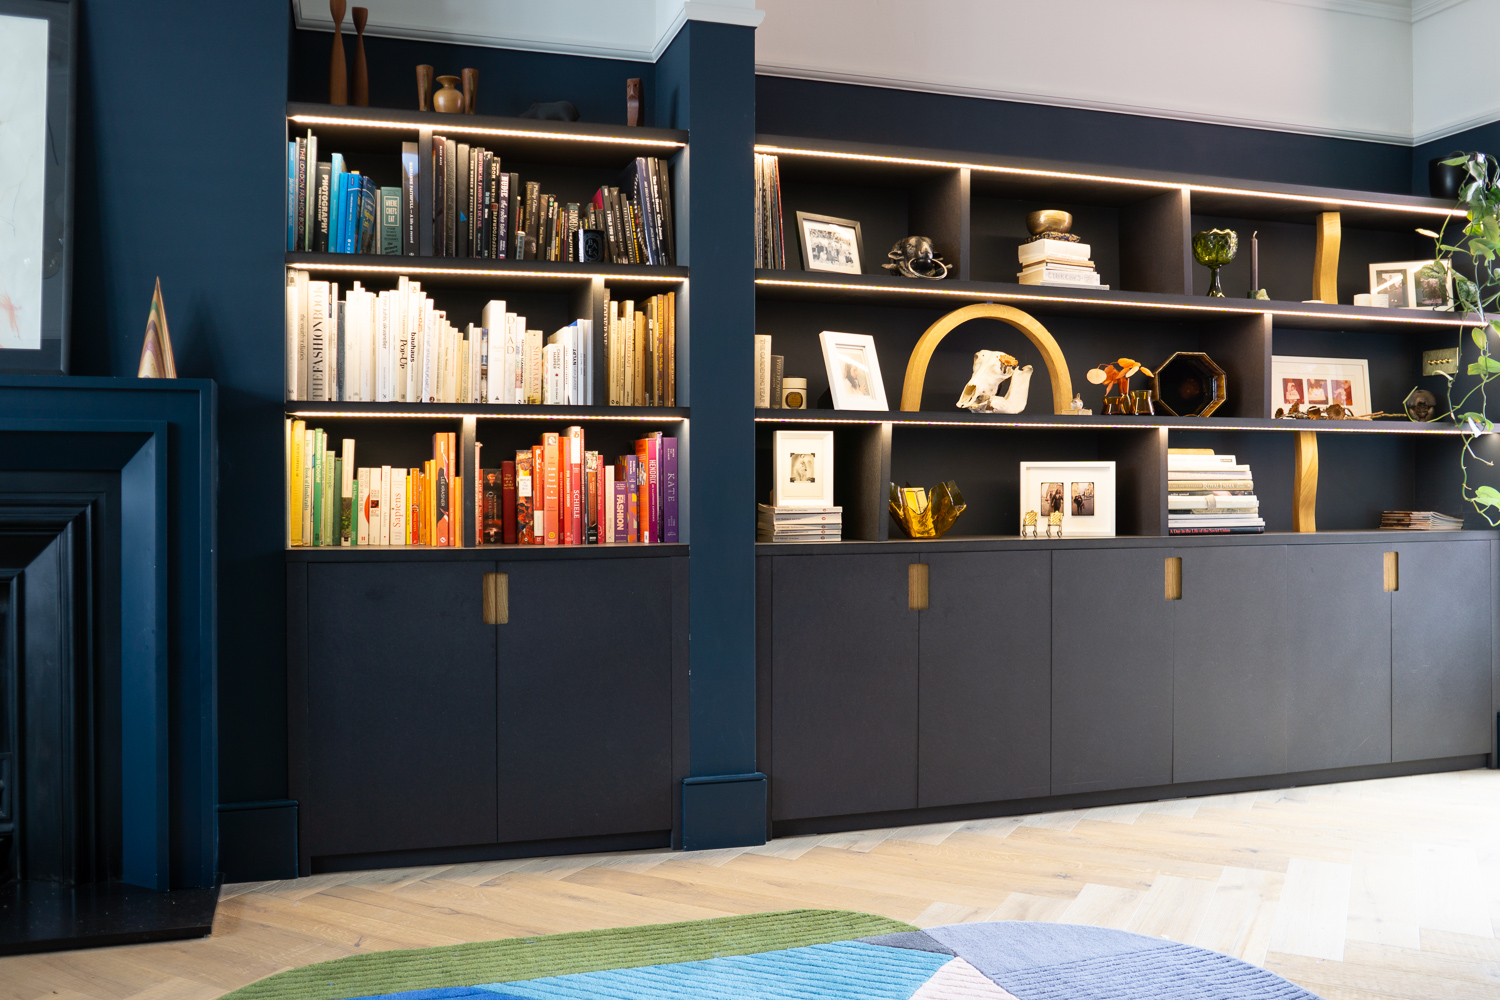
left=626, top=77, right=643, bottom=126
left=433, top=75, right=463, bottom=113
left=328, top=0, right=347, bottom=105
left=351, top=7, right=369, bottom=107
left=462, top=68, right=478, bottom=114
left=416, top=65, right=434, bottom=111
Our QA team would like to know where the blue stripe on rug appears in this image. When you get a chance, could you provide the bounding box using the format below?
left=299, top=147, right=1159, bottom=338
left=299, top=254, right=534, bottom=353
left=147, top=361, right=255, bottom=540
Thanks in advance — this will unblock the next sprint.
left=474, top=940, right=952, bottom=1000
left=995, top=943, right=1318, bottom=1000
left=924, top=921, right=1169, bottom=974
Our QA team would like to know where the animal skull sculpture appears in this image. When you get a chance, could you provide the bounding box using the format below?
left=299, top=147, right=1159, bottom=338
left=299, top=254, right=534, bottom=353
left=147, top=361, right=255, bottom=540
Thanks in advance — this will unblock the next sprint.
left=957, top=349, right=1033, bottom=413
left=883, top=236, right=950, bottom=280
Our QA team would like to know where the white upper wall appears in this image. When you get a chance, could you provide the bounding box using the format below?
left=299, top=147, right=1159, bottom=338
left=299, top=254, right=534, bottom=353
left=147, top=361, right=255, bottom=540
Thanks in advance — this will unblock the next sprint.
left=291, top=0, right=1497, bottom=145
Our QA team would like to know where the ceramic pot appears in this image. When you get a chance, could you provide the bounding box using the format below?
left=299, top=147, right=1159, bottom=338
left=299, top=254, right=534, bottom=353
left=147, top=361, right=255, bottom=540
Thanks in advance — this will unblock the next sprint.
left=433, top=75, right=463, bottom=113
left=1430, top=155, right=1466, bottom=200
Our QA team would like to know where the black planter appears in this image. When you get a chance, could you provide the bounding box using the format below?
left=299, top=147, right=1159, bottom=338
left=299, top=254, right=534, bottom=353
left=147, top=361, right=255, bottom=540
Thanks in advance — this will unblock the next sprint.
left=1431, top=155, right=1467, bottom=200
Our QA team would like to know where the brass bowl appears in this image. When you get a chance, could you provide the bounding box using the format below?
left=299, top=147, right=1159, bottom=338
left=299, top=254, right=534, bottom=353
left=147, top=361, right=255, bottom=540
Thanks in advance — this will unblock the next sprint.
left=1026, top=210, right=1073, bottom=236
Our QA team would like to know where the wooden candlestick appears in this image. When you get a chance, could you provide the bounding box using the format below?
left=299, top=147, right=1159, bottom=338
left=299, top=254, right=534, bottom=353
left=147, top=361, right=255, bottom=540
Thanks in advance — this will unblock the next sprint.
left=626, top=78, right=643, bottom=126
left=416, top=65, right=434, bottom=111
left=328, top=0, right=347, bottom=105
left=351, top=7, right=369, bottom=107
left=462, top=68, right=478, bottom=114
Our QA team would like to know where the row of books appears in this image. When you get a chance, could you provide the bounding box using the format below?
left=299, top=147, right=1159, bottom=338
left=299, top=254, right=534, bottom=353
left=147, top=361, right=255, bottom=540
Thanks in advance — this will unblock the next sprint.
left=1381, top=511, right=1464, bottom=530
left=284, top=272, right=593, bottom=404
left=754, top=153, right=787, bottom=269
left=431, top=139, right=676, bottom=265
left=1017, top=238, right=1106, bottom=289
left=603, top=290, right=676, bottom=406
left=757, top=504, right=840, bottom=542
left=285, top=130, right=418, bottom=255
left=1167, top=450, right=1263, bottom=534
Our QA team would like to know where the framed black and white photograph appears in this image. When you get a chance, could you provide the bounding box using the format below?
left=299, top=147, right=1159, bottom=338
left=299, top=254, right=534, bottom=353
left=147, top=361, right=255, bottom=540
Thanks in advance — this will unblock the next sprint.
left=1019, top=461, right=1116, bottom=537
left=1272, top=355, right=1371, bottom=416
left=772, top=429, right=835, bottom=508
left=819, top=330, right=888, bottom=410
left=1369, top=259, right=1454, bottom=311
left=0, top=0, right=75, bottom=374
left=796, top=211, right=864, bottom=275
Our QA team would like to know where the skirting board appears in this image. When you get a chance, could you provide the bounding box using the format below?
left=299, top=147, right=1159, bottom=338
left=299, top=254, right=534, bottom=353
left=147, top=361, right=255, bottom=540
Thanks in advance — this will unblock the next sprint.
left=682, top=773, right=768, bottom=850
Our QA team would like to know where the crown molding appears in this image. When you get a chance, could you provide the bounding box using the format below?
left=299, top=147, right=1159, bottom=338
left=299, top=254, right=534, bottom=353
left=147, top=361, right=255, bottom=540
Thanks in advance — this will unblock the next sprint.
left=1412, top=0, right=1468, bottom=21
left=1261, top=0, right=1414, bottom=22
left=1414, top=106, right=1500, bottom=145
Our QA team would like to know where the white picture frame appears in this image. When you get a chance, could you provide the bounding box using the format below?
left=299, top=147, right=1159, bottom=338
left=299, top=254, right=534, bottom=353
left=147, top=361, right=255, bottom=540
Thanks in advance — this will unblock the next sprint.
left=1368, top=259, right=1455, bottom=311
left=772, top=429, right=835, bottom=508
left=819, top=331, right=888, bottom=410
left=1271, top=355, right=1372, bottom=416
left=1019, top=461, right=1116, bottom=537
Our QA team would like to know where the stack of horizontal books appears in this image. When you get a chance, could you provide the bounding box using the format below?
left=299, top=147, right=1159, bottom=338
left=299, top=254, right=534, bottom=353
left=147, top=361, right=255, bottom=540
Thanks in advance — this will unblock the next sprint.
left=1167, top=450, right=1264, bottom=534
left=1381, top=510, right=1464, bottom=530
left=1017, top=238, right=1107, bottom=289
left=757, top=504, right=841, bottom=542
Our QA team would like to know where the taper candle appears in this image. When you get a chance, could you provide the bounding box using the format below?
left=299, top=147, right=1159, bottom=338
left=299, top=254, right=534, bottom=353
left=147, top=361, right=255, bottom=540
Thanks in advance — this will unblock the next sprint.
left=1251, top=230, right=1259, bottom=293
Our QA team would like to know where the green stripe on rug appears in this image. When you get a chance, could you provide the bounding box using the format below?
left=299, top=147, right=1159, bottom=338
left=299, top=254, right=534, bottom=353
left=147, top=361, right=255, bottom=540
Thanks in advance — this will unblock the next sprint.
left=222, top=909, right=917, bottom=1000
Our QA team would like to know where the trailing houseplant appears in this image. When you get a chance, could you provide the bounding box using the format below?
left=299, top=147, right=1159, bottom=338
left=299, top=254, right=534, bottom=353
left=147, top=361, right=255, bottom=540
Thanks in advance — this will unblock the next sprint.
left=1420, top=152, right=1500, bottom=523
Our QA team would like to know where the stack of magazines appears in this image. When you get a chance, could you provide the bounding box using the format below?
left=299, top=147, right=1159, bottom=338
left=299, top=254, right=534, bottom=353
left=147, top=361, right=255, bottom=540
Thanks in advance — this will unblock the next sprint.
left=1381, top=511, right=1464, bottom=530
left=757, top=504, right=840, bottom=542
left=1167, top=450, right=1264, bottom=534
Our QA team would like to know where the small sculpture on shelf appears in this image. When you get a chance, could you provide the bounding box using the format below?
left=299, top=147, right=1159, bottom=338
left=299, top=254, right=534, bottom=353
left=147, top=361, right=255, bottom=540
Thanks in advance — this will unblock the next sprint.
left=351, top=7, right=369, bottom=107
left=416, top=65, right=434, bottom=111
left=627, top=78, right=644, bottom=126
left=433, top=75, right=464, bottom=113
left=1047, top=510, right=1063, bottom=538
left=1025, top=210, right=1079, bottom=243
left=1404, top=387, right=1439, bottom=422
left=463, top=68, right=479, bottom=114
left=890, top=481, right=965, bottom=539
left=1087, top=357, right=1154, bottom=415
left=883, top=236, right=949, bottom=280
left=957, top=350, right=1033, bottom=413
left=1022, top=509, right=1039, bottom=538
left=328, top=0, right=348, bottom=105
left=1193, top=229, right=1238, bottom=297
left=1275, top=401, right=1390, bottom=420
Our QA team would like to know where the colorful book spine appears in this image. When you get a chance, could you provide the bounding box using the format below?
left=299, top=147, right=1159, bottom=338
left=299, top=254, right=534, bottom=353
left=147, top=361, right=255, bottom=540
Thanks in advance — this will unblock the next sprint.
left=661, top=435, right=678, bottom=543
left=542, top=432, right=560, bottom=545
left=390, top=468, right=407, bottom=546
left=501, top=461, right=517, bottom=544
left=515, top=450, right=534, bottom=544
left=340, top=438, right=355, bottom=545
left=635, top=436, right=659, bottom=543
left=401, top=142, right=419, bottom=256
left=434, top=432, right=453, bottom=546
left=566, top=426, right=584, bottom=545
left=289, top=419, right=306, bottom=545
left=617, top=454, right=639, bottom=542
left=311, top=431, right=325, bottom=546
left=380, top=186, right=402, bottom=254
left=603, top=463, right=616, bottom=543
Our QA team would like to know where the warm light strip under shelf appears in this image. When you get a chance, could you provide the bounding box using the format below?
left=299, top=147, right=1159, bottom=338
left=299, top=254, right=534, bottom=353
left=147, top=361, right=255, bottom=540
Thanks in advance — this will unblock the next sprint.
left=287, top=262, right=686, bottom=283
left=289, top=409, right=686, bottom=421
left=752, top=415, right=1467, bottom=435
left=753, top=277, right=1476, bottom=327
left=754, top=144, right=1466, bottom=219
left=291, top=114, right=686, bottom=148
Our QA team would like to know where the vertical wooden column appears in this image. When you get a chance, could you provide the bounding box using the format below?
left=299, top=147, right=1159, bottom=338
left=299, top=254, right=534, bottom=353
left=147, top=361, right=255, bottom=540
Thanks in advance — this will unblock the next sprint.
left=1314, top=212, right=1340, bottom=304
left=1294, top=430, right=1318, bottom=532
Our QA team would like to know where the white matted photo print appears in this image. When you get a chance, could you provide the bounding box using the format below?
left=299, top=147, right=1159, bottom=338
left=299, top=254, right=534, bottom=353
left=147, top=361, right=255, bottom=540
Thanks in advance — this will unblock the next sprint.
left=1019, top=461, right=1116, bottom=537
left=1271, top=355, right=1371, bottom=415
left=795, top=211, right=864, bottom=274
left=1368, top=259, right=1455, bottom=311
left=819, top=331, right=888, bottom=410
left=773, top=429, right=835, bottom=508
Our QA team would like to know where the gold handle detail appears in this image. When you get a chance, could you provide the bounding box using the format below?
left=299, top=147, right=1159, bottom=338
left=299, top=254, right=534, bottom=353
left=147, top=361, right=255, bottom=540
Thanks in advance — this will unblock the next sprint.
left=1383, top=551, right=1398, bottom=593
left=483, top=572, right=509, bottom=624
left=1165, top=557, right=1182, bottom=601
left=908, top=563, right=929, bottom=611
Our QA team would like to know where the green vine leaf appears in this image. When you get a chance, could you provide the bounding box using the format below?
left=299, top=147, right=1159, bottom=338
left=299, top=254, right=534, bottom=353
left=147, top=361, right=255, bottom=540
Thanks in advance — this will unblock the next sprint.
left=1457, top=412, right=1495, bottom=431
left=1417, top=228, right=1440, bottom=238
left=1474, top=327, right=1489, bottom=348
left=1473, top=485, right=1500, bottom=508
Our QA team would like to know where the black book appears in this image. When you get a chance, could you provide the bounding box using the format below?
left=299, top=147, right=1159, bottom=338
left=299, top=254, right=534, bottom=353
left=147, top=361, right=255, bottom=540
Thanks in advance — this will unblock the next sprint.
left=523, top=181, right=541, bottom=258
left=481, top=151, right=494, bottom=258
left=496, top=169, right=510, bottom=259
left=542, top=196, right=557, bottom=261
left=639, top=157, right=664, bottom=265
left=314, top=160, right=332, bottom=253
left=653, top=158, right=676, bottom=265
left=565, top=203, right=580, bottom=261
left=432, top=136, right=446, bottom=256
left=400, top=141, right=418, bottom=256
left=455, top=142, right=470, bottom=257
left=444, top=137, right=457, bottom=258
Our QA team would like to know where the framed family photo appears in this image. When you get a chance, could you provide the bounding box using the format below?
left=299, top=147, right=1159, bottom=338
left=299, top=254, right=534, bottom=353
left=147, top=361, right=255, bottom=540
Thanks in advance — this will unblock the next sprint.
left=1271, top=355, right=1371, bottom=416
left=819, top=331, right=888, bottom=410
left=772, top=429, right=835, bottom=508
left=1019, top=461, right=1116, bottom=537
left=796, top=211, right=864, bottom=275
left=1368, top=259, right=1455, bottom=311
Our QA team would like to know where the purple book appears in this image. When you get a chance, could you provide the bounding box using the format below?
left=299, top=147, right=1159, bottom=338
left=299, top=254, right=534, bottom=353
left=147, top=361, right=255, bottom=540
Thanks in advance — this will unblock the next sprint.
left=661, top=436, right=678, bottom=542
left=613, top=481, right=628, bottom=540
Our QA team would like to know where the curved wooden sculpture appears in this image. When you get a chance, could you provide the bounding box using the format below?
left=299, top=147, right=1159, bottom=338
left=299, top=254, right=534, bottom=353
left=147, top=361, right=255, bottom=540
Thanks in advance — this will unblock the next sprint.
left=900, top=302, right=1073, bottom=414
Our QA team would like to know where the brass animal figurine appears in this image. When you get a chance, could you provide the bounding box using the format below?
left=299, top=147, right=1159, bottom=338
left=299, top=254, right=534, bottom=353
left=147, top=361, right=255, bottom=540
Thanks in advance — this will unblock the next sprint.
left=884, top=236, right=949, bottom=280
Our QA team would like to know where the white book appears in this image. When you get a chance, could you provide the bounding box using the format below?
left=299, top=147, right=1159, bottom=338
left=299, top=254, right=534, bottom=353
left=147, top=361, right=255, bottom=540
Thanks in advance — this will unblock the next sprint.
left=469, top=325, right=479, bottom=402
left=1018, top=239, right=1092, bottom=264
left=1168, top=496, right=1259, bottom=510
left=1019, top=260, right=1095, bottom=274
left=603, top=464, right=615, bottom=543
left=1169, top=516, right=1266, bottom=527
left=327, top=283, right=340, bottom=401
left=1167, top=454, right=1236, bottom=469
left=295, top=270, right=310, bottom=401
left=622, top=301, right=636, bottom=406
left=755, top=334, right=772, bottom=407
left=478, top=326, right=490, bottom=404
left=389, top=469, right=407, bottom=546
left=525, top=329, right=543, bottom=404
left=482, top=300, right=507, bottom=402
left=373, top=290, right=386, bottom=402
left=285, top=275, right=300, bottom=401
left=379, top=465, right=393, bottom=544
left=544, top=342, right=565, bottom=403
left=500, top=314, right=515, bottom=404
left=340, top=439, right=355, bottom=545
left=579, top=318, right=593, bottom=405
left=511, top=315, right=524, bottom=403
left=356, top=467, right=371, bottom=544
left=302, top=430, right=315, bottom=543
left=420, top=302, right=435, bottom=402
left=307, top=280, right=329, bottom=400
left=1016, top=267, right=1100, bottom=286
left=394, top=276, right=409, bottom=402
left=1168, top=466, right=1250, bottom=478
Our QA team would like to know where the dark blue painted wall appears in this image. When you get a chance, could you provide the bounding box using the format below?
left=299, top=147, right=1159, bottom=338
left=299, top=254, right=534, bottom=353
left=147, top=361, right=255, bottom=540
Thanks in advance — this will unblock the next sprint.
left=1414, top=122, right=1500, bottom=196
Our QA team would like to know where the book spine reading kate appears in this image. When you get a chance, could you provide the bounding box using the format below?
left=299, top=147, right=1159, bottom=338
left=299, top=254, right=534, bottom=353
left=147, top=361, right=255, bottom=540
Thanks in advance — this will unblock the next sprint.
left=661, top=436, right=678, bottom=542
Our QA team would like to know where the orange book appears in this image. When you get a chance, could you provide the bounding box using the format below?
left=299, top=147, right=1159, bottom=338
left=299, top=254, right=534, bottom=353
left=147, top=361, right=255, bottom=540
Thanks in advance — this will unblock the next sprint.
left=531, top=444, right=544, bottom=542
left=427, top=460, right=437, bottom=544
left=565, top=425, right=584, bottom=545
left=541, top=432, right=560, bottom=545
left=407, top=470, right=418, bottom=544
left=433, top=432, right=453, bottom=546
left=635, top=437, right=652, bottom=543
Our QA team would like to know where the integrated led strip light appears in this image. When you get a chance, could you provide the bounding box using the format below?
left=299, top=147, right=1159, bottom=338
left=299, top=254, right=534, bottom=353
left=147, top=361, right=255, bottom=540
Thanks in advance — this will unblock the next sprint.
left=289, top=409, right=686, bottom=421
left=291, top=114, right=686, bottom=149
left=752, top=414, right=1467, bottom=434
left=754, top=277, right=1475, bottom=327
left=754, top=144, right=1467, bottom=219
left=287, top=261, right=686, bottom=283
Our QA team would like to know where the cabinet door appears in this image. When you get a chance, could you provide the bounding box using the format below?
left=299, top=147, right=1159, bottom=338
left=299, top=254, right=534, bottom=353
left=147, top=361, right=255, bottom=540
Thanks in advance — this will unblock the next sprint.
left=496, top=557, right=674, bottom=843
left=770, top=553, right=919, bottom=821
left=1285, top=543, right=1392, bottom=771
left=919, top=550, right=1050, bottom=807
left=1052, top=547, right=1174, bottom=794
left=305, top=560, right=498, bottom=857
left=1392, top=540, right=1492, bottom=761
left=1174, top=545, right=1289, bottom=783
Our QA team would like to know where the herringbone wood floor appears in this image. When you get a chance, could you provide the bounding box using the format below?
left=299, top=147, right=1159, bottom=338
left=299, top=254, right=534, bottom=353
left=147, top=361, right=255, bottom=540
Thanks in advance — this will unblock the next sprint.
left=5, top=770, right=1500, bottom=999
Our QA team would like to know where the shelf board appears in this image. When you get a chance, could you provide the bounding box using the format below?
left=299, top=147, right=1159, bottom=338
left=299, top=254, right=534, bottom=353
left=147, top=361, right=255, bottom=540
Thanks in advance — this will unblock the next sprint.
left=753, top=408, right=1468, bottom=435
left=756, top=134, right=1458, bottom=230
left=286, top=253, right=688, bottom=290
left=757, top=529, right=1496, bottom=554
left=288, top=102, right=688, bottom=163
left=754, top=270, right=1474, bottom=331
left=288, top=403, right=688, bottom=420
left=287, top=542, right=688, bottom=560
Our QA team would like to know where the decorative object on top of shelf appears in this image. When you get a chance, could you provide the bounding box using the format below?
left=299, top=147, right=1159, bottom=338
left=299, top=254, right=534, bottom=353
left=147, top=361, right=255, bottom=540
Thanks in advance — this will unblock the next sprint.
left=820, top=331, right=888, bottom=410
left=328, top=0, right=348, bottom=105
left=883, top=236, right=948, bottom=280
left=1423, top=347, right=1459, bottom=376
left=1430, top=153, right=1469, bottom=201
left=782, top=378, right=808, bottom=410
left=889, top=481, right=964, bottom=539
left=520, top=101, right=581, bottom=122
left=1048, top=509, right=1063, bottom=537
left=462, top=69, right=478, bottom=114
left=1272, top=355, right=1372, bottom=419
left=1022, top=509, right=1038, bottom=537
left=1129, top=389, right=1154, bottom=415
left=1314, top=212, right=1340, bottom=304
left=1247, top=231, right=1268, bottom=300
left=1069, top=393, right=1091, bottom=415
left=957, top=350, right=1032, bottom=414
left=577, top=229, right=606, bottom=263
left=1353, top=293, right=1391, bottom=307
left=901, top=303, right=1073, bottom=415
left=137, top=277, right=177, bottom=379
left=433, top=75, right=464, bottom=113
left=1294, top=430, right=1317, bottom=532
left=1404, top=388, right=1439, bottom=422
left=416, top=65, right=433, bottom=111
left=1024, top=210, right=1079, bottom=244
left=1191, top=229, right=1237, bottom=297
left=796, top=212, right=864, bottom=274
left=627, top=78, right=643, bottom=126
left=1368, top=259, right=1455, bottom=311
left=1151, top=351, right=1225, bottom=417
left=772, top=429, right=834, bottom=508
left=1086, top=357, right=1154, bottom=414
left=350, top=7, right=369, bottom=107
left=1019, top=461, right=1115, bottom=537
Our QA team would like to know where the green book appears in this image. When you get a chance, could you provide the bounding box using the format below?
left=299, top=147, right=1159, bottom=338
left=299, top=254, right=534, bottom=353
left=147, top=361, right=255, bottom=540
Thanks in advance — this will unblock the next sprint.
left=380, top=187, right=402, bottom=255
left=349, top=478, right=360, bottom=546
left=324, top=451, right=336, bottom=544
left=333, top=457, right=343, bottom=546
left=311, top=438, right=324, bottom=546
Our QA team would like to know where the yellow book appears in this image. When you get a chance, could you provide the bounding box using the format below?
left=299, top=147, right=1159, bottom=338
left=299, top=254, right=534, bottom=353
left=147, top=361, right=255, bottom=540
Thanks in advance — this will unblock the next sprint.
left=289, top=419, right=306, bottom=546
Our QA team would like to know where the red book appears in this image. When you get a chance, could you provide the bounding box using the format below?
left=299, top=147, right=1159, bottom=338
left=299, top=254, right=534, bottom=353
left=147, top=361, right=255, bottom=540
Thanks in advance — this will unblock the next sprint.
left=541, top=432, right=560, bottom=546
left=501, top=462, right=517, bottom=543
left=558, top=444, right=572, bottom=544
left=565, top=425, right=584, bottom=546
left=480, top=469, right=503, bottom=544
left=515, top=450, right=534, bottom=544
left=634, top=437, right=652, bottom=543
left=433, top=432, right=454, bottom=546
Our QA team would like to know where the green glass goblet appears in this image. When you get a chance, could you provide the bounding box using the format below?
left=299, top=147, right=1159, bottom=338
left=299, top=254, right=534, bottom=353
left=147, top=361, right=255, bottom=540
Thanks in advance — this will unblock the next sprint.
left=1192, top=229, right=1238, bottom=298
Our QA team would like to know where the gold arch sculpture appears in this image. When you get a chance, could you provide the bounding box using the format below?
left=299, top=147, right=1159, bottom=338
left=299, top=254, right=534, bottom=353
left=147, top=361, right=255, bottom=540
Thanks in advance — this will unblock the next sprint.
left=900, top=302, right=1073, bottom=414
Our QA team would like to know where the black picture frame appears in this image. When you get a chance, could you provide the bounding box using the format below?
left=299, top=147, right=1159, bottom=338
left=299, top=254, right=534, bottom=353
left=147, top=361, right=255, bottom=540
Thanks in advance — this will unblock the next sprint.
left=795, top=211, right=865, bottom=275
left=0, top=0, right=75, bottom=375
